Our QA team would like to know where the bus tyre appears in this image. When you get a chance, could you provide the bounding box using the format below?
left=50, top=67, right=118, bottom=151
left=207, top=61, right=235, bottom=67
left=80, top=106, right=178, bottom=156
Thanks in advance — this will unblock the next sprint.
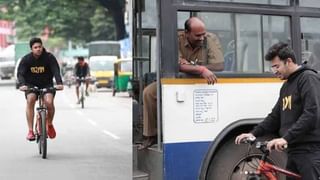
left=206, top=135, right=287, bottom=180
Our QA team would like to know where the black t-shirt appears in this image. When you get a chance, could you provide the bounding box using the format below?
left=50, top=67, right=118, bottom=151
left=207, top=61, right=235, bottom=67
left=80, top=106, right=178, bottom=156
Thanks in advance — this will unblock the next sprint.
left=17, top=50, right=63, bottom=88
left=251, top=66, right=320, bottom=147
left=74, top=62, right=90, bottom=78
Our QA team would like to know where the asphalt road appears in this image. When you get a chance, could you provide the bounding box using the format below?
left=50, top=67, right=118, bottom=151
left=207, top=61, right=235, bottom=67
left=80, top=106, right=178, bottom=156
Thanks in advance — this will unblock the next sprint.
left=0, top=82, right=132, bottom=180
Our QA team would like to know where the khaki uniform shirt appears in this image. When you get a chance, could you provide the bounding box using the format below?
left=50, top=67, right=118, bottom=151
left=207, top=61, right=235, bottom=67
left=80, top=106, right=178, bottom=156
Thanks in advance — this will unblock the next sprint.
left=178, top=31, right=224, bottom=66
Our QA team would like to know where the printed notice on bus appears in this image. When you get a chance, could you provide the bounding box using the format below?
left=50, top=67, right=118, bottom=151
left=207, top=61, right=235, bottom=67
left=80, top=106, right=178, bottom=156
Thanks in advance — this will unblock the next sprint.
left=193, top=89, right=218, bottom=123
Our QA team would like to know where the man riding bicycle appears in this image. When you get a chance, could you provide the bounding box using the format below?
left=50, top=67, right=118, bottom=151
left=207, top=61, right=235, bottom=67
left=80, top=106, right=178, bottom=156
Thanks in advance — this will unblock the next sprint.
left=17, top=37, right=64, bottom=141
left=74, top=56, right=90, bottom=104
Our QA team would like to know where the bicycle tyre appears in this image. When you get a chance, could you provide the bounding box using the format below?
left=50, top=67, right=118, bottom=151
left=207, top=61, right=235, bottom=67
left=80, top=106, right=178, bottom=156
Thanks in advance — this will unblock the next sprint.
left=205, top=135, right=287, bottom=180
left=81, top=85, right=84, bottom=108
left=40, top=110, right=47, bottom=159
left=81, top=95, right=84, bottom=108
left=36, top=113, right=41, bottom=155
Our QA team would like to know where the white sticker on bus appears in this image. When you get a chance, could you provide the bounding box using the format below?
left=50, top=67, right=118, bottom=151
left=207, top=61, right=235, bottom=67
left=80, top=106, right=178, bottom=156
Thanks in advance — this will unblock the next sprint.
left=193, top=89, right=218, bottom=123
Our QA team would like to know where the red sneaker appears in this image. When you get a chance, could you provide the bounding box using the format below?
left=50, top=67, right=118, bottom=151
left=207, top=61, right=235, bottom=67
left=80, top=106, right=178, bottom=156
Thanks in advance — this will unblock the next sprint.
left=47, top=124, right=56, bottom=139
left=26, top=130, right=35, bottom=141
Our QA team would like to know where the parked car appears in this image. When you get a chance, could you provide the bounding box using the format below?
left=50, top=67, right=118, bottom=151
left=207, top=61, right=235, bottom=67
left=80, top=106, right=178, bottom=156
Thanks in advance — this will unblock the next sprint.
left=0, top=59, right=15, bottom=79
left=0, top=44, right=15, bottom=80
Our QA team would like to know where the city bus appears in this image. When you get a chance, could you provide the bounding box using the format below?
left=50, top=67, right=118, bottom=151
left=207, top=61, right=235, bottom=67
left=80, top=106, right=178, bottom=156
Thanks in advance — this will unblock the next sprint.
left=132, top=0, right=320, bottom=179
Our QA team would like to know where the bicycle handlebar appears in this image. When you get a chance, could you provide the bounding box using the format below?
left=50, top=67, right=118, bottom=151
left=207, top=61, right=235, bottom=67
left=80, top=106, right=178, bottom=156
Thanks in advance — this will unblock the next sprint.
left=75, top=77, right=91, bottom=83
left=241, top=137, right=288, bottom=154
left=26, top=86, right=62, bottom=92
left=240, top=136, right=256, bottom=144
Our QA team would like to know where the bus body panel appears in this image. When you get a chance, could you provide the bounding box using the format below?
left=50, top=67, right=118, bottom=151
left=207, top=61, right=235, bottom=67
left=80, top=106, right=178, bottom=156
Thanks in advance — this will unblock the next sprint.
left=161, top=78, right=282, bottom=179
left=164, top=141, right=211, bottom=180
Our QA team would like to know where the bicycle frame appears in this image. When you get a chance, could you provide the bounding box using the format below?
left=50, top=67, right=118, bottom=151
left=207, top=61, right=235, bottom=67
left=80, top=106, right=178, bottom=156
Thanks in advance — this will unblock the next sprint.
left=244, top=140, right=302, bottom=180
left=256, top=158, right=301, bottom=180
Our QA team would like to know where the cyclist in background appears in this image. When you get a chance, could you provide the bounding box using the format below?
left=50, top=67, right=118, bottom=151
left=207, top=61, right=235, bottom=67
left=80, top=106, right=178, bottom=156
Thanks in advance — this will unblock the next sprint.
left=235, top=42, right=320, bottom=180
left=74, top=56, right=90, bottom=104
left=18, top=37, right=64, bottom=141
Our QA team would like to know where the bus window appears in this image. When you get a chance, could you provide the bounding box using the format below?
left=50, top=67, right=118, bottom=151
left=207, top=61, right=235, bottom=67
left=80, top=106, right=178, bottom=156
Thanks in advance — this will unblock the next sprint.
left=136, top=35, right=157, bottom=74
left=197, top=12, right=236, bottom=71
left=140, top=0, right=157, bottom=28
left=140, top=36, right=152, bottom=73
left=177, top=12, right=191, bottom=29
left=300, top=0, right=320, bottom=8
left=235, top=14, right=262, bottom=73
left=192, top=0, right=290, bottom=5
left=301, top=17, right=320, bottom=71
left=190, top=12, right=291, bottom=73
left=263, top=15, right=291, bottom=72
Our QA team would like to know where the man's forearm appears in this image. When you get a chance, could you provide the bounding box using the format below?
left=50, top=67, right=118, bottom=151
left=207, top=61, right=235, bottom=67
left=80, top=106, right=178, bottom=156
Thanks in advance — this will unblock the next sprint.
left=179, top=64, right=204, bottom=74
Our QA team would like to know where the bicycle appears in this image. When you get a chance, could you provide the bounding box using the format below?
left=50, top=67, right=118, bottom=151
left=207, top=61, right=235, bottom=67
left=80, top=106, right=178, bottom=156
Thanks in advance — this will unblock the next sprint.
left=28, top=87, right=58, bottom=159
left=230, top=137, right=301, bottom=180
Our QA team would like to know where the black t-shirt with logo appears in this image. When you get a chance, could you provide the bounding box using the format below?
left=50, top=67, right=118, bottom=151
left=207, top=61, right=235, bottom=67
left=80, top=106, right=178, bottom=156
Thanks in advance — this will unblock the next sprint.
left=17, top=49, right=63, bottom=88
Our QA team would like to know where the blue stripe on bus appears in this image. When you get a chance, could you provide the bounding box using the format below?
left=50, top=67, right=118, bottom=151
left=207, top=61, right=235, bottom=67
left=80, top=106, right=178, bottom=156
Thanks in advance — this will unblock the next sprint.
left=163, top=141, right=211, bottom=180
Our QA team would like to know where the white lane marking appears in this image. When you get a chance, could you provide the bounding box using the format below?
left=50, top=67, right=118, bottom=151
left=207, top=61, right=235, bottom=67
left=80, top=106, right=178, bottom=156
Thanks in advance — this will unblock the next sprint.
left=103, top=130, right=120, bottom=140
left=62, top=91, right=120, bottom=140
left=87, top=118, right=97, bottom=126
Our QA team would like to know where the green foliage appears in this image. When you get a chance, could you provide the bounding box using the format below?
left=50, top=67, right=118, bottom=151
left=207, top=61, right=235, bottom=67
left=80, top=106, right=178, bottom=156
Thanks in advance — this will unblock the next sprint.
left=0, top=0, right=116, bottom=45
left=90, top=7, right=116, bottom=41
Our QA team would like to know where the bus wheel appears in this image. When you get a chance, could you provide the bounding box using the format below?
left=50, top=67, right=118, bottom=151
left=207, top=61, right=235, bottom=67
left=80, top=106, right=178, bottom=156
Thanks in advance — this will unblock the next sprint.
left=205, top=135, right=287, bottom=180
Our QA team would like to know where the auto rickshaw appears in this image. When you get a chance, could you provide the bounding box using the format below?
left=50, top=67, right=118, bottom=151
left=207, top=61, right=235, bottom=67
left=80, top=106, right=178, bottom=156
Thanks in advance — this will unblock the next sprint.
left=112, top=58, right=132, bottom=97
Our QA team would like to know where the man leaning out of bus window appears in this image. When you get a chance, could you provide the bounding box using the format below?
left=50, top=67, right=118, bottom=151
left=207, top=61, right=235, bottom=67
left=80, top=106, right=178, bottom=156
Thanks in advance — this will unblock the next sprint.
left=138, top=16, right=224, bottom=150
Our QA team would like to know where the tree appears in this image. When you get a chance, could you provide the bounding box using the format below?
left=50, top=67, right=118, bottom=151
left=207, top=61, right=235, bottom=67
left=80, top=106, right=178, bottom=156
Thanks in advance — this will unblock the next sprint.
left=0, top=0, right=117, bottom=46
left=96, top=0, right=128, bottom=40
left=90, top=7, right=116, bottom=41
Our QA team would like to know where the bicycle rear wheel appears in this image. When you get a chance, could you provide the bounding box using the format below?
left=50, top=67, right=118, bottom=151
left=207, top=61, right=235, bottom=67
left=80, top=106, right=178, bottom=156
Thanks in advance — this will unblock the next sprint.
left=39, top=110, right=47, bottom=159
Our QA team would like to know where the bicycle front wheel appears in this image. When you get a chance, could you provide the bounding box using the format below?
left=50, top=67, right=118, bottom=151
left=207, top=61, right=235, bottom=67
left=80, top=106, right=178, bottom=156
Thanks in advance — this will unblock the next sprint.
left=40, top=110, right=47, bottom=159
left=81, top=95, right=84, bottom=108
left=205, top=135, right=287, bottom=180
left=81, top=86, right=85, bottom=108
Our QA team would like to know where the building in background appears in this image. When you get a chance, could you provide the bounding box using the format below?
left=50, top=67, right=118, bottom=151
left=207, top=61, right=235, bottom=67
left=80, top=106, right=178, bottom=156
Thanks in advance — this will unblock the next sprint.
left=0, top=20, right=15, bottom=49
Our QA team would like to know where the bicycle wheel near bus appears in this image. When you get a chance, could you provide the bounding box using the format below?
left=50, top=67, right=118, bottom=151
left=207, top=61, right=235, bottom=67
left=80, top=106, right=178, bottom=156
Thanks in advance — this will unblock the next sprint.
left=206, top=135, right=287, bottom=180
left=39, top=111, right=47, bottom=159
